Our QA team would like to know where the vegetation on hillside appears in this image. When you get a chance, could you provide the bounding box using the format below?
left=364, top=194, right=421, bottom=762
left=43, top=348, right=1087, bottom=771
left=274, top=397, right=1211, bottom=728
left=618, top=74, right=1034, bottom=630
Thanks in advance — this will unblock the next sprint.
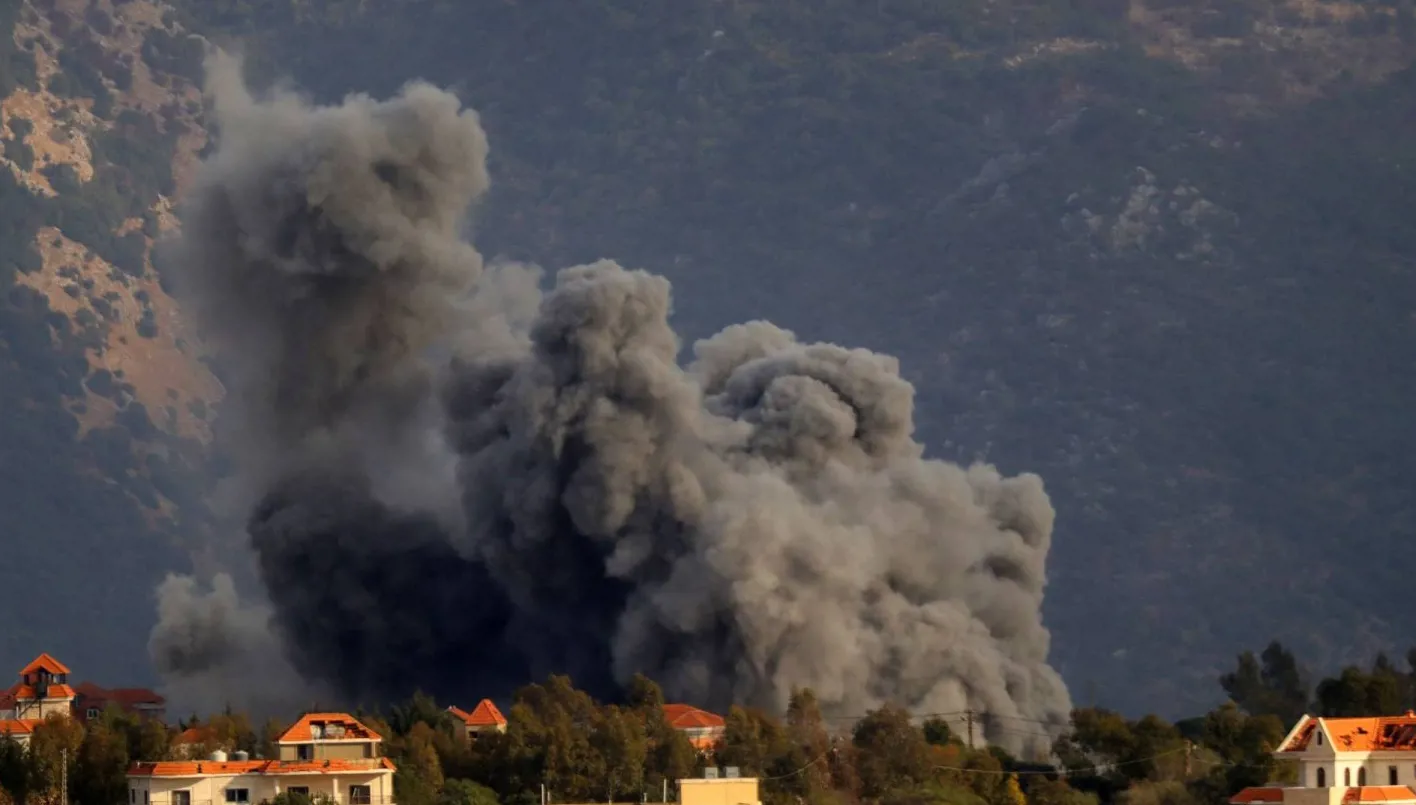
left=0, top=0, right=221, bottom=678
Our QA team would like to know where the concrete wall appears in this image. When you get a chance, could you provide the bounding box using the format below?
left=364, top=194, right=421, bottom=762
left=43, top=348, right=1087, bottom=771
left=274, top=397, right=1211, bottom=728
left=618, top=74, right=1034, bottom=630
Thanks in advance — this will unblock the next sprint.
left=130, top=770, right=395, bottom=805
left=278, top=743, right=377, bottom=761
left=679, top=778, right=760, bottom=805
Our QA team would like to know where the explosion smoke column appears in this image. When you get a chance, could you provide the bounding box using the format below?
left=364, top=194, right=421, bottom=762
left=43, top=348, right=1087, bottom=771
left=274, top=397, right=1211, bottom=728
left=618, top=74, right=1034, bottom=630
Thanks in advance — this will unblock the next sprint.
left=150, top=54, right=1073, bottom=754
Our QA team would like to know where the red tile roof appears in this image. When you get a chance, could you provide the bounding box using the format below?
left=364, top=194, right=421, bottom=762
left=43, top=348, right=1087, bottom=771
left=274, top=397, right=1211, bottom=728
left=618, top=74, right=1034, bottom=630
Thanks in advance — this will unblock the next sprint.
left=448, top=700, right=506, bottom=728
left=0, top=719, right=37, bottom=736
left=1281, top=713, right=1416, bottom=753
left=1343, top=788, right=1416, bottom=804
left=128, top=758, right=396, bottom=777
left=20, top=654, right=71, bottom=676
left=1230, top=787, right=1286, bottom=804
left=277, top=713, right=382, bottom=743
left=174, top=727, right=213, bottom=746
left=662, top=704, right=726, bottom=730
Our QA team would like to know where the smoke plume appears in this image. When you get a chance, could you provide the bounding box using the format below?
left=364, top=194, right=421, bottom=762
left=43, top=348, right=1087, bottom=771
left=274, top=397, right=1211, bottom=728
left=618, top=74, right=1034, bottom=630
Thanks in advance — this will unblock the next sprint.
left=151, top=53, right=1072, bottom=754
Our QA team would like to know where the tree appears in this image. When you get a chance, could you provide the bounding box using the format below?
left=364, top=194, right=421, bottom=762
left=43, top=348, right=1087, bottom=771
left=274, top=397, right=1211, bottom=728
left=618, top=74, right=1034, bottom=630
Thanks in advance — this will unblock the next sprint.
left=438, top=780, right=501, bottom=805
left=784, top=688, right=833, bottom=799
left=716, top=707, right=788, bottom=778
left=0, top=738, right=30, bottom=805
left=394, top=722, right=446, bottom=805
left=1025, top=779, right=1099, bottom=805
left=922, top=719, right=954, bottom=747
left=26, top=715, right=83, bottom=805
left=851, top=704, right=931, bottom=800
left=1219, top=642, right=1308, bottom=724
left=590, top=705, right=647, bottom=802
left=72, top=719, right=129, bottom=805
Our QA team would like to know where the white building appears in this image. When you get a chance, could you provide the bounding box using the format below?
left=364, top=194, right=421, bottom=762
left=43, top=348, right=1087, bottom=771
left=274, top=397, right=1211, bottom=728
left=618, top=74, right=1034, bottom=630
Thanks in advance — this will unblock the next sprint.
left=1232, top=711, right=1416, bottom=805
left=127, top=713, right=396, bottom=805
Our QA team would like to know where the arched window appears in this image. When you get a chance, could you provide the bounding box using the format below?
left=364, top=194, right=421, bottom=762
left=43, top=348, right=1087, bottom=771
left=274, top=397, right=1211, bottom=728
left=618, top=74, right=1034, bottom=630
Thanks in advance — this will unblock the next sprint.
left=1345, top=769, right=1351, bottom=786
left=1318, top=768, right=1327, bottom=787
left=1359, top=769, right=1367, bottom=786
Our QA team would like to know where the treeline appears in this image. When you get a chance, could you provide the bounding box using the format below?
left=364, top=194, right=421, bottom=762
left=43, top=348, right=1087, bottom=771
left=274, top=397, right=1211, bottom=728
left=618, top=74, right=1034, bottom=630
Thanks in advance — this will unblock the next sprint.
left=2, top=643, right=1414, bottom=805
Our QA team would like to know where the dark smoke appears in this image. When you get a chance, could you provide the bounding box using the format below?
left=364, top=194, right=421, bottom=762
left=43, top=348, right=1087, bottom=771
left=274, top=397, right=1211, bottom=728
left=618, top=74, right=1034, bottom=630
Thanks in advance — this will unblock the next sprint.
left=150, top=53, right=1072, bottom=754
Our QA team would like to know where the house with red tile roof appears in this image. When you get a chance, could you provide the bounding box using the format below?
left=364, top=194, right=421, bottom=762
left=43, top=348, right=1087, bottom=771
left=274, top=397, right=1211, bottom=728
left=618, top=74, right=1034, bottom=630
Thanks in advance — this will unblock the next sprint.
left=1230, top=712, right=1416, bottom=805
left=662, top=704, right=726, bottom=752
left=129, top=713, right=395, bottom=805
left=0, top=653, right=165, bottom=745
left=447, top=700, right=507, bottom=741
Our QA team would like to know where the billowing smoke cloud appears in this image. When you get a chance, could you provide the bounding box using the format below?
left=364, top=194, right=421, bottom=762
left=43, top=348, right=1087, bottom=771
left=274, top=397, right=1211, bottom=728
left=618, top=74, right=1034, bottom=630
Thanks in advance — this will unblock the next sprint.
left=151, top=52, right=1072, bottom=754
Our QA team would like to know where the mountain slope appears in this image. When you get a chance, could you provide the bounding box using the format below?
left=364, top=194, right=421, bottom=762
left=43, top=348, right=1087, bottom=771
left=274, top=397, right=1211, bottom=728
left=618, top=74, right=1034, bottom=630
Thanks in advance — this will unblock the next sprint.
left=1, top=0, right=1412, bottom=716
left=0, top=0, right=220, bottom=685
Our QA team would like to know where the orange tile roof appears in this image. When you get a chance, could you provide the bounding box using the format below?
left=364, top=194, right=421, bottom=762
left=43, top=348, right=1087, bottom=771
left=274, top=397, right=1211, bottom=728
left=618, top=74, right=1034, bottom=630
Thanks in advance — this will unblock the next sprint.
left=1343, top=788, right=1416, bottom=804
left=1230, top=787, right=1286, bottom=804
left=448, top=699, right=506, bottom=728
left=173, top=727, right=213, bottom=745
left=20, top=654, right=71, bottom=676
left=0, top=719, right=38, bottom=736
left=1283, top=713, right=1416, bottom=753
left=128, top=758, right=396, bottom=777
left=43, top=684, right=76, bottom=699
left=663, top=704, right=726, bottom=730
left=277, top=713, right=382, bottom=743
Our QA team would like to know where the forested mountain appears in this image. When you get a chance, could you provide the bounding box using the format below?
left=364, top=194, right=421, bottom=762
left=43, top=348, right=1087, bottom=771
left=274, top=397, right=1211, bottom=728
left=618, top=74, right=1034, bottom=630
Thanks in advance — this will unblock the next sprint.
left=0, top=0, right=1413, bottom=717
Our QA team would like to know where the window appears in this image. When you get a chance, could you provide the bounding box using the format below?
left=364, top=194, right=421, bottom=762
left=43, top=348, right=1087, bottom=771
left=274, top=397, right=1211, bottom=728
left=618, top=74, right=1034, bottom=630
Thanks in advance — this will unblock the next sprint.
left=1344, top=769, right=1351, bottom=786
left=225, top=789, right=251, bottom=803
left=1359, top=769, right=1367, bottom=786
left=86, top=708, right=100, bottom=719
left=349, top=785, right=372, bottom=805
left=1317, top=732, right=1324, bottom=746
left=173, top=792, right=191, bottom=805
left=287, top=788, right=310, bottom=797
left=1318, top=768, right=1327, bottom=787
left=297, top=744, right=314, bottom=761
left=1391, top=767, right=1399, bottom=785
left=130, top=790, right=136, bottom=804
left=144, top=793, right=149, bottom=804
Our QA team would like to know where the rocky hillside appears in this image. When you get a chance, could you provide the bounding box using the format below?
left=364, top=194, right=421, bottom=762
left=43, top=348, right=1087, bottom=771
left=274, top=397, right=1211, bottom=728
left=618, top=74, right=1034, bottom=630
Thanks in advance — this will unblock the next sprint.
left=0, top=0, right=220, bottom=683
left=1, top=0, right=1413, bottom=715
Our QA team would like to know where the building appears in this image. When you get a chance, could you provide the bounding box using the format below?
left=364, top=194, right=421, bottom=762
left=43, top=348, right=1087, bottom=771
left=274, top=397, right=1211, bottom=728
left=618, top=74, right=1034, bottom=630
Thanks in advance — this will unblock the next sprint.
left=128, top=713, right=396, bottom=805
left=74, top=681, right=167, bottom=723
left=0, top=652, right=165, bottom=745
left=447, top=700, right=507, bottom=740
left=1230, top=711, right=1416, bottom=805
left=663, top=705, right=726, bottom=752
left=678, top=770, right=759, bottom=805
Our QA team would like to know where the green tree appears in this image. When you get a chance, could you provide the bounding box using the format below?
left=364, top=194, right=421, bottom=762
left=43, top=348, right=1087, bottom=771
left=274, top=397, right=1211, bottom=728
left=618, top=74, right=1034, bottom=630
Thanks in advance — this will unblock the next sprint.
left=394, top=722, right=446, bottom=805
left=26, top=715, right=83, bottom=805
left=783, top=688, right=833, bottom=800
left=1025, top=779, right=1099, bottom=805
left=1219, top=642, right=1308, bottom=725
left=0, top=738, right=30, bottom=805
left=72, top=719, right=130, bottom=805
left=438, top=780, right=500, bottom=805
left=851, top=704, right=931, bottom=800
left=590, top=705, right=647, bottom=802
left=922, top=719, right=954, bottom=747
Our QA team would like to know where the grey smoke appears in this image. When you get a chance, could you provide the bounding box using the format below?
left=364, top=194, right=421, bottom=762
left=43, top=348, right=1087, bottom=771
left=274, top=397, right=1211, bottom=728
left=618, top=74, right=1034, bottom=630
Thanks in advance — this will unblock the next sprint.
left=150, top=52, right=1072, bottom=754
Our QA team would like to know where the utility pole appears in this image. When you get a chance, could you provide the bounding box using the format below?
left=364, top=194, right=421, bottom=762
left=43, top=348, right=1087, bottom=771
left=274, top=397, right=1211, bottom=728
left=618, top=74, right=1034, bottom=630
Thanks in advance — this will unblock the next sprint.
left=1184, top=741, right=1193, bottom=777
left=965, top=710, right=975, bottom=749
left=662, top=780, right=667, bottom=804
left=61, top=747, right=68, bottom=805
